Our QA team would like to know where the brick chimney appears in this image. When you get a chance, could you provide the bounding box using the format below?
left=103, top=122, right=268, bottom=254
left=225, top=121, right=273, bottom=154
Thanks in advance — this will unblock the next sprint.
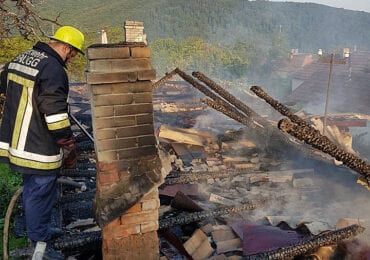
left=86, top=22, right=162, bottom=259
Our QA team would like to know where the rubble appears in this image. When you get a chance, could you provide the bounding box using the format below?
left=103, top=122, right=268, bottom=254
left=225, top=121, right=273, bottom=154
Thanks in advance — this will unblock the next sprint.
left=9, top=71, right=370, bottom=259
left=243, top=224, right=365, bottom=260
left=278, top=118, right=370, bottom=183
left=183, top=229, right=214, bottom=259
left=153, top=71, right=370, bottom=259
left=251, top=85, right=370, bottom=187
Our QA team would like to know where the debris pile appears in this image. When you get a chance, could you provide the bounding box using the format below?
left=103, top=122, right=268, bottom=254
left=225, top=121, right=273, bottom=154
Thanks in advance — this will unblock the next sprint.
left=7, top=68, right=370, bottom=259
left=153, top=71, right=370, bottom=259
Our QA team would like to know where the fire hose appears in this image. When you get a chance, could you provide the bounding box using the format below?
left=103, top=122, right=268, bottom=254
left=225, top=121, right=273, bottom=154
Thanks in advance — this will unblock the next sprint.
left=3, top=187, right=23, bottom=260
left=2, top=177, right=87, bottom=260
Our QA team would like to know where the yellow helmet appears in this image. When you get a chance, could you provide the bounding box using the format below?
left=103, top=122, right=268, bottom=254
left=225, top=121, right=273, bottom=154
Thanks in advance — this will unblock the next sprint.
left=50, top=26, right=85, bottom=54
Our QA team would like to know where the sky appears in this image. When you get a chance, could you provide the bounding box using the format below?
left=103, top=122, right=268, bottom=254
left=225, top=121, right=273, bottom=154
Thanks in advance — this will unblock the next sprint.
left=270, top=0, right=370, bottom=13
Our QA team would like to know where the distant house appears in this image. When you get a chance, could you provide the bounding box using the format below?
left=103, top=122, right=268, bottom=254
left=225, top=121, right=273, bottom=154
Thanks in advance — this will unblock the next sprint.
left=286, top=50, right=370, bottom=116
left=273, top=49, right=314, bottom=78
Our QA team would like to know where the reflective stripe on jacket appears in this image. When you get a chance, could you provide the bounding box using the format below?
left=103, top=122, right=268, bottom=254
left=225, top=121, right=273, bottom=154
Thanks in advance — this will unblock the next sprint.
left=0, top=41, right=73, bottom=174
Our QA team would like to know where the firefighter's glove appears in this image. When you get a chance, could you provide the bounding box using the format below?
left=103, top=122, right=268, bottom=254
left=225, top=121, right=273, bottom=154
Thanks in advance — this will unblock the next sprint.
left=57, top=137, right=77, bottom=169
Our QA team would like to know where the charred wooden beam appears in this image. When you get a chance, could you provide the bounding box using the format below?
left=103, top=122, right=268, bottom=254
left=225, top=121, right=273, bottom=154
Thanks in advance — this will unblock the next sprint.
left=175, top=68, right=257, bottom=126
left=159, top=202, right=259, bottom=229
left=244, top=224, right=365, bottom=260
left=163, top=168, right=259, bottom=186
left=175, top=68, right=217, bottom=99
left=51, top=231, right=102, bottom=252
left=176, top=70, right=331, bottom=161
left=278, top=118, right=370, bottom=183
left=176, top=69, right=273, bottom=137
left=171, top=191, right=204, bottom=212
left=175, top=68, right=265, bottom=131
left=161, top=229, right=194, bottom=259
left=250, top=85, right=311, bottom=128
left=76, top=141, right=95, bottom=153
left=58, top=190, right=96, bottom=204
left=152, top=69, right=177, bottom=89
left=193, top=71, right=265, bottom=129
left=166, top=168, right=258, bottom=179
left=74, top=162, right=96, bottom=170
left=200, top=98, right=260, bottom=130
left=60, top=169, right=96, bottom=178
left=200, top=98, right=296, bottom=153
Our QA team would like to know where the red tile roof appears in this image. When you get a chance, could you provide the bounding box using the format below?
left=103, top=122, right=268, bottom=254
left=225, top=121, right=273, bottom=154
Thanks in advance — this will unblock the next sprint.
left=287, top=51, right=370, bottom=115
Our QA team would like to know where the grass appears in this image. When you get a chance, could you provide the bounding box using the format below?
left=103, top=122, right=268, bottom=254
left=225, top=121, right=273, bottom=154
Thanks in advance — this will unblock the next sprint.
left=0, top=163, right=28, bottom=256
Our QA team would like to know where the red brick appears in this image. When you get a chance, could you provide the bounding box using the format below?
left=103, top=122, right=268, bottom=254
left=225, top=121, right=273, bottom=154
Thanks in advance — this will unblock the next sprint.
left=142, top=198, right=160, bottom=211
left=118, top=146, right=157, bottom=159
left=138, top=69, right=156, bottom=80
left=98, top=137, right=138, bottom=152
left=130, top=81, right=153, bottom=93
left=86, top=72, right=129, bottom=84
left=103, top=224, right=140, bottom=239
left=142, top=189, right=159, bottom=200
left=116, top=124, right=154, bottom=138
left=93, top=93, right=133, bottom=106
left=97, top=161, right=130, bottom=173
left=137, top=114, right=154, bottom=125
left=87, top=46, right=130, bottom=60
left=121, top=210, right=158, bottom=225
left=131, top=47, right=151, bottom=58
left=88, top=58, right=152, bottom=73
left=140, top=221, right=158, bottom=233
left=125, top=203, right=142, bottom=214
left=134, top=92, right=152, bottom=103
left=115, top=104, right=153, bottom=116
left=90, top=84, right=113, bottom=95
left=92, top=106, right=114, bottom=117
left=128, top=71, right=138, bottom=82
left=95, top=116, right=136, bottom=129
left=138, top=135, right=157, bottom=146
left=111, top=81, right=152, bottom=94
left=95, top=129, right=116, bottom=140
left=111, top=82, right=134, bottom=94
left=103, top=232, right=159, bottom=260
left=97, top=171, right=120, bottom=185
left=104, top=217, right=121, bottom=229
left=96, top=150, right=118, bottom=162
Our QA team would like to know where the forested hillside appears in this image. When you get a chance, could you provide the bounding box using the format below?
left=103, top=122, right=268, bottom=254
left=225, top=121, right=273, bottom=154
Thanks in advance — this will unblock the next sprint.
left=38, top=0, right=370, bottom=52
left=3, top=0, right=370, bottom=88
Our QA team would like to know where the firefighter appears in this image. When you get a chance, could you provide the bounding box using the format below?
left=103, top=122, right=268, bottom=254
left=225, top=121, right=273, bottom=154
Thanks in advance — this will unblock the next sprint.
left=0, top=25, right=84, bottom=259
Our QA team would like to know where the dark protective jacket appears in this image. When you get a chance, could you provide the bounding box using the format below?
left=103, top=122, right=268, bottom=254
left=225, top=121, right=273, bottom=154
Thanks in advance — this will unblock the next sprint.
left=0, top=41, right=73, bottom=175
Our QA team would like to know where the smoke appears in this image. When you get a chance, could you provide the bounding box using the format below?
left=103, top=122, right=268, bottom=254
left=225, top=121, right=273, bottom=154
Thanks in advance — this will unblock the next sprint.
left=245, top=163, right=370, bottom=243
left=192, top=110, right=242, bottom=135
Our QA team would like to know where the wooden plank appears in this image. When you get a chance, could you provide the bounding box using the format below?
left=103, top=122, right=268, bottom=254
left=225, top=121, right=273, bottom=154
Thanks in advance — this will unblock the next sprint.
left=216, top=238, right=242, bottom=254
left=212, top=228, right=237, bottom=243
left=183, top=229, right=214, bottom=259
left=209, top=193, right=239, bottom=206
left=158, top=125, right=214, bottom=146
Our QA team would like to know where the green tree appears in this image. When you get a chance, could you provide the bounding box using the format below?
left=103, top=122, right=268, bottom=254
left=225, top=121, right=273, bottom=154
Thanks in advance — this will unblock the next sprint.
left=0, top=35, right=88, bottom=82
left=0, top=37, right=35, bottom=63
left=150, top=37, right=252, bottom=80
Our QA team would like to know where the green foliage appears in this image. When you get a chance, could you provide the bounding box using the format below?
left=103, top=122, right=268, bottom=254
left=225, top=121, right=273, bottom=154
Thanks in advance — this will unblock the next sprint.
left=0, top=163, right=22, bottom=218
left=0, top=37, right=35, bottom=64
left=0, top=163, right=25, bottom=254
left=4, top=1, right=370, bottom=82
left=67, top=51, right=87, bottom=82
left=0, top=36, right=87, bottom=82
left=150, top=36, right=274, bottom=80
left=36, top=0, right=370, bottom=52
